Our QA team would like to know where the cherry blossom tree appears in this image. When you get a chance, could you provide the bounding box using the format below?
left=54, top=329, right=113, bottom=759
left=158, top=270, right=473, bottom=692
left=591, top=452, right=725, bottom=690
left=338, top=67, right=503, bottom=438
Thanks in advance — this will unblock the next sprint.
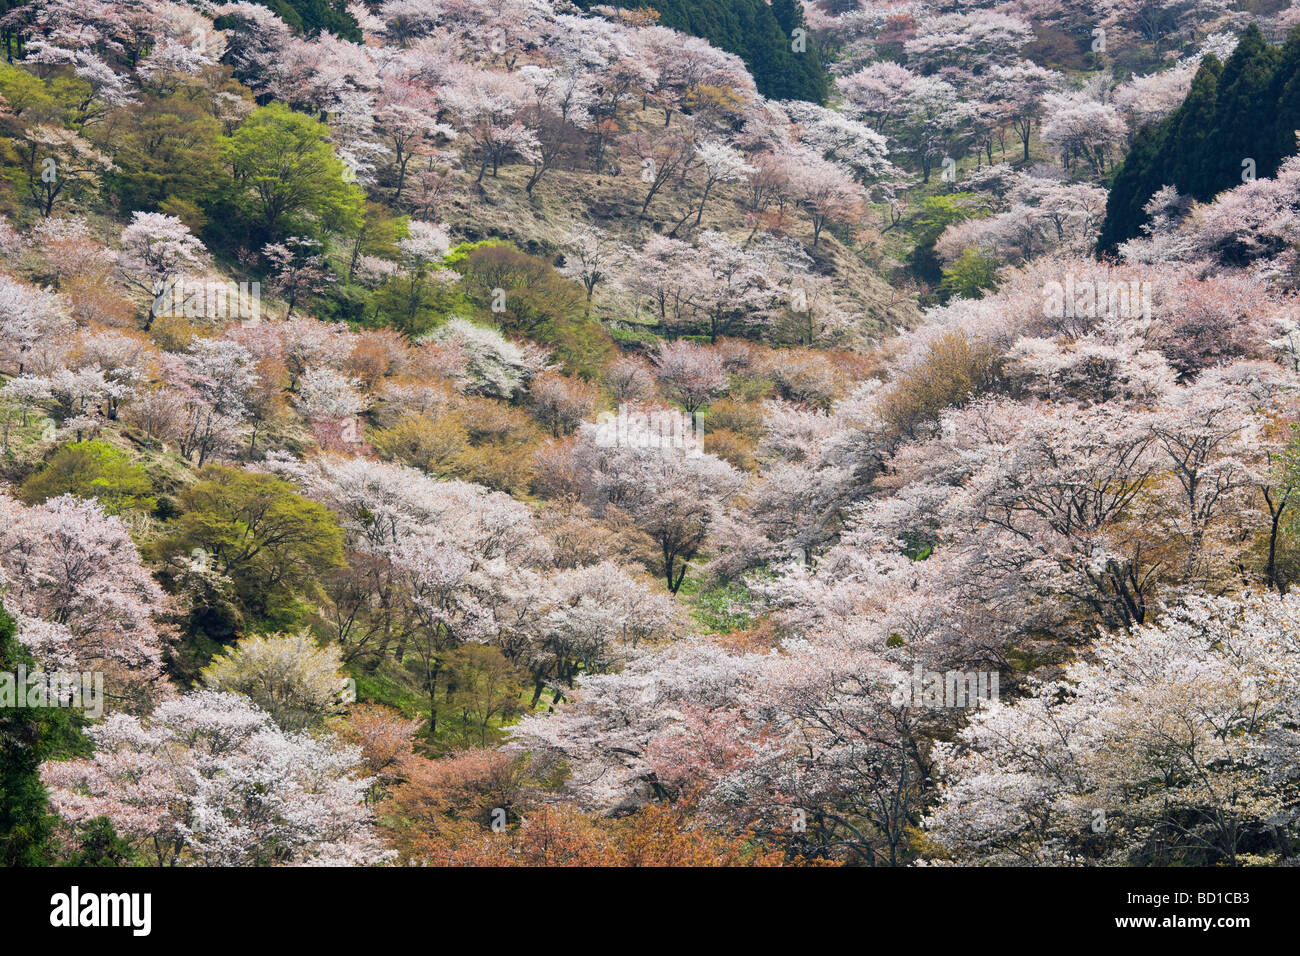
left=985, top=61, right=1060, bottom=162
left=926, top=592, right=1300, bottom=865
left=374, top=81, right=452, bottom=202
left=116, top=212, right=207, bottom=325
left=527, top=370, right=598, bottom=437
left=559, top=421, right=744, bottom=592
left=0, top=275, right=71, bottom=374
left=782, top=146, right=866, bottom=247
left=162, top=338, right=259, bottom=465
left=0, top=493, right=167, bottom=702
left=781, top=100, right=891, bottom=183
left=439, top=66, right=540, bottom=184
left=427, top=317, right=548, bottom=399
left=903, top=12, right=1033, bottom=75
left=1041, top=92, right=1126, bottom=177
left=558, top=224, right=629, bottom=317
left=42, top=690, right=392, bottom=865
left=263, top=237, right=334, bottom=319
left=651, top=340, right=728, bottom=415
left=837, top=61, right=917, bottom=135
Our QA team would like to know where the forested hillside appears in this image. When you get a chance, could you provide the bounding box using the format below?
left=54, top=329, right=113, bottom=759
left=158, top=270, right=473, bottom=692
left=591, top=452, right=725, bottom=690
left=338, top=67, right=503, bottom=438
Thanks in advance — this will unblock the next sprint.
left=1099, top=22, right=1300, bottom=252
left=575, top=0, right=830, bottom=102
left=0, top=0, right=1299, bottom=873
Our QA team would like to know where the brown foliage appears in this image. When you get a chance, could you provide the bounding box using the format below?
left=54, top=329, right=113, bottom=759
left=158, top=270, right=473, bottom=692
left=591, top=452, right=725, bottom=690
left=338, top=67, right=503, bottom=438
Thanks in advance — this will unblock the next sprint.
left=703, top=397, right=765, bottom=441
left=704, top=427, right=756, bottom=471
left=369, top=413, right=469, bottom=476
left=878, top=330, right=1002, bottom=438
left=384, top=749, right=533, bottom=860
left=402, top=798, right=786, bottom=867
left=64, top=276, right=136, bottom=327
left=332, top=703, right=421, bottom=790
left=346, top=330, right=410, bottom=389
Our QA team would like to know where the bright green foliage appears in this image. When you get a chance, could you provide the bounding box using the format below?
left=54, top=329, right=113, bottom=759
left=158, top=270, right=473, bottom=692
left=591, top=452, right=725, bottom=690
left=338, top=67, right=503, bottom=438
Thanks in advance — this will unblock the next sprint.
left=907, top=193, right=984, bottom=288
left=0, top=61, right=64, bottom=122
left=346, top=201, right=406, bottom=279
left=21, top=441, right=156, bottom=516
left=0, top=64, right=107, bottom=215
left=219, top=103, right=364, bottom=244
left=453, top=243, right=615, bottom=379
left=940, top=247, right=1000, bottom=301
left=157, top=466, right=346, bottom=624
left=429, top=644, right=527, bottom=751
left=109, top=88, right=226, bottom=225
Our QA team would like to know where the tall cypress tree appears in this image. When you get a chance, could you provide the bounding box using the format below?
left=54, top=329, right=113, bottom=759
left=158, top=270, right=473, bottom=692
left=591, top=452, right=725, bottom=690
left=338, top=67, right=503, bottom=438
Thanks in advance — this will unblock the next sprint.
left=1098, top=58, right=1220, bottom=255
left=771, top=0, right=802, bottom=35
left=0, top=602, right=83, bottom=866
left=1098, top=27, right=1300, bottom=254
left=1097, top=122, right=1168, bottom=256
left=252, top=0, right=360, bottom=40
left=1269, top=27, right=1300, bottom=172
left=1166, top=55, right=1224, bottom=201
left=1209, top=24, right=1280, bottom=192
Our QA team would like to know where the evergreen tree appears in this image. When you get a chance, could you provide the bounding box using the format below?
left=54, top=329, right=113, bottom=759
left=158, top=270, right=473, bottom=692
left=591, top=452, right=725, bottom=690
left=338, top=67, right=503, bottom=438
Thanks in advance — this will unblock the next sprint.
left=64, top=817, right=137, bottom=867
left=1269, top=27, right=1300, bottom=172
left=1210, top=25, right=1279, bottom=192
left=1097, top=122, right=1167, bottom=256
left=0, top=603, right=84, bottom=866
left=1166, top=55, right=1222, bottom=201
left=252, top=0, right=360, bottom=41
left=1099, top=26, right=1300, bottom=254
left=770, top=0, right=802, bottom=36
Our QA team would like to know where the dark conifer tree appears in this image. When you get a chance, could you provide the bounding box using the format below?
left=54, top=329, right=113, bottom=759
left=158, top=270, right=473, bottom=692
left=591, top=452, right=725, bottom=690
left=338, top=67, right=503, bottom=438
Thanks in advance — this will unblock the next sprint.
left=574, top=0, right=829, bottom=103
left=1095, top=29, right=1300, bottom=254
left=0, top=603, right=83, bottom=866
left=1210, top=24, right=1280, bottom=192
left=1268, top=27, right=1300, bottom=174
left=1166, top=54, right=1223, bottom=200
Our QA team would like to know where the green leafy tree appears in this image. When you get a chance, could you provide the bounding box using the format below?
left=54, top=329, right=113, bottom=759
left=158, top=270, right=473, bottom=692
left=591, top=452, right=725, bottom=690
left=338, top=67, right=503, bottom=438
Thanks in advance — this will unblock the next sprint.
left=201, top=630, right=350, bottom=731
left=20, top=441, right=155, bottom=516
left=346, top=201, right=405, bottom=280
left=0, top=62, right=63, bottom=122
left=454, top=243, right=614, bottom=378
left=907, top=193, right=983, bottom=288
left=220, top=103, right=364, bottom=244
left=157, top=466, right=345, bottom=625
left=109, top=90, right=226, bottom=226
left=940, top=247, right=999, bottom=301
left=430, top=644, right=526, bottom=750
